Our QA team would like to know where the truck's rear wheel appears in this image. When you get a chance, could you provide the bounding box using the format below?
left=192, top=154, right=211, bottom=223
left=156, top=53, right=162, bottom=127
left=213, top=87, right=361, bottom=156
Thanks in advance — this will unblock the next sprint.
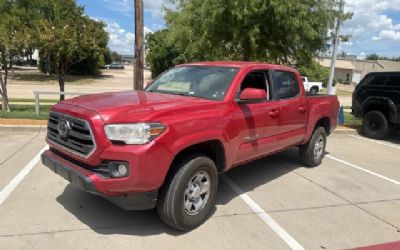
left=310, top=87, right=319, bottom=95
left=362, top=111, right=390, bottom=140
left=300, top=127, right=326, bottom=167
left=157, top=155, right=218, bottom=231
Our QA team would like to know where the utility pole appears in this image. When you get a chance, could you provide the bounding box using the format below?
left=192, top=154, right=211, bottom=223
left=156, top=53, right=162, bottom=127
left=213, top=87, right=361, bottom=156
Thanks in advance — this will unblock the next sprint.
left=134, top=0, right=144, bottom=90
left=327, top=0, right=344, bottom=95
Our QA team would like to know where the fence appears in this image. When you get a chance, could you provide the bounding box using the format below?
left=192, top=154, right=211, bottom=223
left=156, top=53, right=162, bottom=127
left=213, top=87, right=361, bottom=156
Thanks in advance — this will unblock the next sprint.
left=34, top=91, right=90, bottom=116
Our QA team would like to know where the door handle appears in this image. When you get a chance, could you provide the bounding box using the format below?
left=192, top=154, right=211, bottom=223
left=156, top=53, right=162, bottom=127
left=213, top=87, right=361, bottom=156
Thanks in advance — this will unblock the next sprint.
left=299, top=106, right=306, bottom=113
left=269, top=110, right=280, bottom=118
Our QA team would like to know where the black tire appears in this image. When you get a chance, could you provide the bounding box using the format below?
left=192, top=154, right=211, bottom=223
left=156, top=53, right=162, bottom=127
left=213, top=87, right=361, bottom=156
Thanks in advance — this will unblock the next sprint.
left=300, top=127, right=327, bottom=167
left=362, top=111, right=390, bottom=140
left=310, top=87, right=318, bottom=95
left=157, top=155, right=218, bottom=231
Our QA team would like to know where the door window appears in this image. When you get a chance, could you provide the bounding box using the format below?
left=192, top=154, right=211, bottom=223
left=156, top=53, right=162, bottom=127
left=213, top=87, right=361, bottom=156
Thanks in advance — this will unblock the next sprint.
left=386, top=75, right=400, bottom=86
left=368, top=75, right=388, bottom=86
left=273, top=71, right=300, bottom=99
left=239, top=71, right=272, bottom=100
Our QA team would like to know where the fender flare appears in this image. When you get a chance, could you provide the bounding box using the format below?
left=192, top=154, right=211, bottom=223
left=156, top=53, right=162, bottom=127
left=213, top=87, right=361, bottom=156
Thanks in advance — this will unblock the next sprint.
left=166, top=129, right=232, bottom=169
left=304, top=113, right=332, bottom=143
left=361, top=96, right=397, bottom=119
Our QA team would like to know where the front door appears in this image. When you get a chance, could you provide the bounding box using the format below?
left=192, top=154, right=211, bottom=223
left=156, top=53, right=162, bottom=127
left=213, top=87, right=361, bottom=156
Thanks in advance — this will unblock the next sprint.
left=233, top=70, right=280, bottom=164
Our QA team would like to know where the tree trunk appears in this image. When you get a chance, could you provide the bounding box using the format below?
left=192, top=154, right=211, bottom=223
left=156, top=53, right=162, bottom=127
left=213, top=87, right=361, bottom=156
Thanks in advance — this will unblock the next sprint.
left=0, top=68, right=11, bottom=112
left=58, top=73, right=65, bottom=101
left=9, top=54, right=14, bottom=74
left=28, top=47, right=33, bottom=66
left=241, top=36, right=252, bottom=61
left=57, top=59, right=66, bottom=101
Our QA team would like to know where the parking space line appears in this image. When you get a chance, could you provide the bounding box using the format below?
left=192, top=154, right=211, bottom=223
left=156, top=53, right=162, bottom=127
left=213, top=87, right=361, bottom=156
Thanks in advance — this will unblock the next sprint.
left=221, top=175, right=305, bottom=250
left=349, top=135, right=400, bottom=150
left=327, top=155, right=400, bottom=186
left=0, top=146, right=48, bottom=205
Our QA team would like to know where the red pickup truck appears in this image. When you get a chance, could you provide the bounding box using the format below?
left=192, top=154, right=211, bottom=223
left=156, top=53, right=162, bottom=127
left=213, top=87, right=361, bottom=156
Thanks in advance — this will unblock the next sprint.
left=41, top=61, right=339, bottom=230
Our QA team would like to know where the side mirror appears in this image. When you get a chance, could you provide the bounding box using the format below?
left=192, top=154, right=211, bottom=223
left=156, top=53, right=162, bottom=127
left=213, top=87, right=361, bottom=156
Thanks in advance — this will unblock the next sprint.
left=239, top=88, right=267, bottom=102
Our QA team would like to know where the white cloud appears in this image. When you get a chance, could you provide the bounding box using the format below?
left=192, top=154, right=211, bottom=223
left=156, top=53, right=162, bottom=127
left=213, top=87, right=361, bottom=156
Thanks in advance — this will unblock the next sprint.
left=144, top=0, right=175, bottom=21
left=102, top=0, right=132, bottom=16
left=373, top=30, right=400, bottom=41
left=341, top=0, right=400, bottom=57
left=101, top=0, right=175, bottom=22
left=105, top=21, right=153, bottom=55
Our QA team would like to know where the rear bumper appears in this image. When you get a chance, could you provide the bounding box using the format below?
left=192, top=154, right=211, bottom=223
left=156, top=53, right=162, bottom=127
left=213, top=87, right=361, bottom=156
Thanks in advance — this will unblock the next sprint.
left=41, top=150, right=158, bottom=210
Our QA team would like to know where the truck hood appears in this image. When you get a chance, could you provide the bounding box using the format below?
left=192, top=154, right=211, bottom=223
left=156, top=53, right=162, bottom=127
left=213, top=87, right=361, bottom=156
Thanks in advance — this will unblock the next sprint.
left=60, top=91, right=225, bottom=124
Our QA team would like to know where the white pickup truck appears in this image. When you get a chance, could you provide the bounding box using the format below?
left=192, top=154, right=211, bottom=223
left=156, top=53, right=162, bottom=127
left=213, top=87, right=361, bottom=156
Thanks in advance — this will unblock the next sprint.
left=301, top=76, right=323, bottom=95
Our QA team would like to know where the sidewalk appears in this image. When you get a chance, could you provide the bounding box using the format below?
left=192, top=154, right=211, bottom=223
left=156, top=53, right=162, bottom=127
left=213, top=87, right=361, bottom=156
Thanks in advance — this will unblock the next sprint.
left=0, top=118, right=47, bottom=126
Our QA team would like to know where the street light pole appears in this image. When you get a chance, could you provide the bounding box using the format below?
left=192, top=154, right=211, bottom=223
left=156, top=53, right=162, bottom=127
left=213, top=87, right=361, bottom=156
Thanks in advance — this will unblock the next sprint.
left=327, top=0, right=344, bottom=95
left=134, top=0, right=144, bottom=90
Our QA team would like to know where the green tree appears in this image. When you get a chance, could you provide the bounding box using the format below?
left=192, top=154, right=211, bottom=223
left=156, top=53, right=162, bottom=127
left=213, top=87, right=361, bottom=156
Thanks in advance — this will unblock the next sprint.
left=36, top=0, right=108, bottom=100
left=146, top=30, right=184, bottom=77
left=111, top=51, right=122, bottom=62
left=164, top=0, right=338, bottom=62
left=148, top=0, right=348, bottom=78
left=104, top=48, right=113, bottom=65
left=0, top=0, right=28, bottom=111
left=297, top=60, right=330, bottom=84
left=366, top=53, right=380, bottom=61
left=14, top=0, right=42, bottom=66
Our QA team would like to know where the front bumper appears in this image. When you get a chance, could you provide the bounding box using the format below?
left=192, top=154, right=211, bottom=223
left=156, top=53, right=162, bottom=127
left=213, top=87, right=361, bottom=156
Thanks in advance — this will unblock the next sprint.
left=41, top=150, right=158, bottom=210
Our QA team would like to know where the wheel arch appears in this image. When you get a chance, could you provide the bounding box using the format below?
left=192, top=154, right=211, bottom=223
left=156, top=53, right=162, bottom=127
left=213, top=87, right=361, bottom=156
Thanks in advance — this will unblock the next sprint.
left=361, top=97, right=397, bottom=120
left=305, top=116, right=331, bottom=142
left=314, top=117, right=331, bottom=136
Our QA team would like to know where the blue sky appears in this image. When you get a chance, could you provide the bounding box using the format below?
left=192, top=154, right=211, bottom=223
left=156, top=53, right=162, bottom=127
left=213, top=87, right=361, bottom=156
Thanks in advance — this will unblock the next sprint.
left=77, top=0, right=400, bottom=59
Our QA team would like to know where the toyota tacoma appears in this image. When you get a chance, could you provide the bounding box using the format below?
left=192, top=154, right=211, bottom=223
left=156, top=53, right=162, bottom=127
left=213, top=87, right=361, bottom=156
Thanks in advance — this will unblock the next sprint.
left=41, top=61, right=339, bottom=230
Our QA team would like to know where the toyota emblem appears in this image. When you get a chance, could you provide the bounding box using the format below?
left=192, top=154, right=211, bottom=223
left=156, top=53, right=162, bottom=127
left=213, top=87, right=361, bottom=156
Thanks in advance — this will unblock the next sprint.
left=58, top=119, right=71, bottom=139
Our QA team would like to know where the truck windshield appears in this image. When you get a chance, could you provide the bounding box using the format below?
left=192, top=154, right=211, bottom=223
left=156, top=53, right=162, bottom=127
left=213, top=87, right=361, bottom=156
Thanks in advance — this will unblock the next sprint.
left=145, top=66, right=239, bottom=100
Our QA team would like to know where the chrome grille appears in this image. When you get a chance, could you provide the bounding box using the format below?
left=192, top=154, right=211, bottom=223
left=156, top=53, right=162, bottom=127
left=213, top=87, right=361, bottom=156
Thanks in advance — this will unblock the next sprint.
left=47, top=112, right=96, bottom=158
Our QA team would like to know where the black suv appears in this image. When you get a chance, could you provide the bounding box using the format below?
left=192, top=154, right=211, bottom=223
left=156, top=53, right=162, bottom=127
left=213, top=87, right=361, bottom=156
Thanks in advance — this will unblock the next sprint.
left=352, top=72, right=400, bottom=139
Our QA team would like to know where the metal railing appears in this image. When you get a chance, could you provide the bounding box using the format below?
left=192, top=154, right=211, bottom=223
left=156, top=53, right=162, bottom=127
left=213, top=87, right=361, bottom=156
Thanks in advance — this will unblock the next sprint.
left=34, top=91, right=90, bottom=116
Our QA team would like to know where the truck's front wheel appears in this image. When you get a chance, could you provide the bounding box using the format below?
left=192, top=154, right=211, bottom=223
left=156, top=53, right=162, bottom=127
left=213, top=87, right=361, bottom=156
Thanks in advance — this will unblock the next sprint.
left=157, top=155, right=218, bottom=231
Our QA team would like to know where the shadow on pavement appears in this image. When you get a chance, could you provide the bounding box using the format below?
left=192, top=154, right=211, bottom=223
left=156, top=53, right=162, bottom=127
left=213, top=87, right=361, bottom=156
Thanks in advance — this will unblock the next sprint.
left=356, top=129, right=400, bottom=145
left=56, top=148, right=304, bottom=236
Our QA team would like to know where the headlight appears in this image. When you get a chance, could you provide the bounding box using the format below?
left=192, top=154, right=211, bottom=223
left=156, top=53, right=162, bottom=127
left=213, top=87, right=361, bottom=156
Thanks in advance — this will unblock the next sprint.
left=104, top=123, right=166, bottom=145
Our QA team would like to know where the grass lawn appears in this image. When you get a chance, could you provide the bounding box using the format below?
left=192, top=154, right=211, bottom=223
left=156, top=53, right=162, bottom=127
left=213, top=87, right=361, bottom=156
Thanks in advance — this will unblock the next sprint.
left=336, top=89, right=353, bottom=96
left=9, top=98, right=58, bottom=103
left=9, top=72, right=100, bottom=85
left=321, top=88, right=353, bottom=96
left=0, top=104, right=50, bottom=120
left=344, top=112, right=362, bottom=127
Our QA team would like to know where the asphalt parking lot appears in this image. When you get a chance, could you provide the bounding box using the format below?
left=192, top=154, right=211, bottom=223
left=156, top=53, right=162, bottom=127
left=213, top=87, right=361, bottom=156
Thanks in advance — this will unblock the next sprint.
left=0, top=127, right=399, bottom=250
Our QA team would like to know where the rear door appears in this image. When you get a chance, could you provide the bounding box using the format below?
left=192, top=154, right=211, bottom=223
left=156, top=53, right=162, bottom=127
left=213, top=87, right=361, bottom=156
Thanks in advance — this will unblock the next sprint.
left=386, top=73, right=400, bottom=115
left=233, top=70, right=281, bottom=164
left=272, top=70, right=308, bottom=148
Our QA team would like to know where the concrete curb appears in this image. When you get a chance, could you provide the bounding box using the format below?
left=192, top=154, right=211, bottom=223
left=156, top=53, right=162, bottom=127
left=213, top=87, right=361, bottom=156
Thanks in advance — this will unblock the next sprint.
left=0, top=125, right=47, bottom=133
left=334, top=126, right=359, bottom=134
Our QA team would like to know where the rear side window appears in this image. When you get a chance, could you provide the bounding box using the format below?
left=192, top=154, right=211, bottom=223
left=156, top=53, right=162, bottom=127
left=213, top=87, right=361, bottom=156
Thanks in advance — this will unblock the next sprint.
left=387, top=75, right=400, bottom=86
left=274, top=71, right=300, bottom=99
left=368, top=75, right=388, bottom=86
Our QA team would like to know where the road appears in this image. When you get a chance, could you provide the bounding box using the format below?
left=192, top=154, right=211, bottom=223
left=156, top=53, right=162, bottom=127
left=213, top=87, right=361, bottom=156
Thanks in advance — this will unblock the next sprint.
left=0, top=128, right=399, bottom=250
left=7, top=66, right=152, bottom=99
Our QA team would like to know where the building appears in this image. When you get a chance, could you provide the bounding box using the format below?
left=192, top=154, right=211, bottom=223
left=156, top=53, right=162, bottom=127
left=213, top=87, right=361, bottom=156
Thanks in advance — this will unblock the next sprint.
left=317, top=58, right=400, bottom=84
